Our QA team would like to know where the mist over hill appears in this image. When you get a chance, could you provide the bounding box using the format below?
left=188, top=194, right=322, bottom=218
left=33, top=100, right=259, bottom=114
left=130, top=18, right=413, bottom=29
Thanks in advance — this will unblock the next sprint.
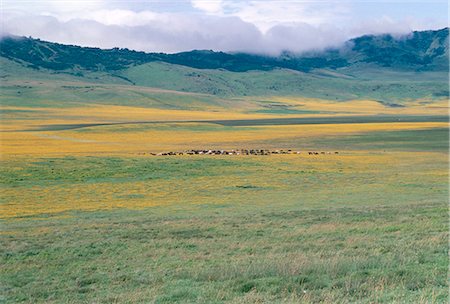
left=1, top=28, right=448, bottom=73
left=0, top=28, right=448, bottom=102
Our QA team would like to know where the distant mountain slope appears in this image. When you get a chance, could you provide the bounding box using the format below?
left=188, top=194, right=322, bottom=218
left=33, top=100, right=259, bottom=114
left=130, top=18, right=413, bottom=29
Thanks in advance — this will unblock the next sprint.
left=348, top=28, right=449, bottom=70
left=1, top=28, right=448, bottom=73
left=116, top=61, right=448, bottom=100
left=1, top=54, right=447, bottom=104
left=1, top=28, right=448, bottom=103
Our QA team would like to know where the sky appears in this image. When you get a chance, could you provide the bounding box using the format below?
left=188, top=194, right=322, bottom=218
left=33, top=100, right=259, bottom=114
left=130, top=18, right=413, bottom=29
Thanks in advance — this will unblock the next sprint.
left=1, top=0, right=448, bottom=54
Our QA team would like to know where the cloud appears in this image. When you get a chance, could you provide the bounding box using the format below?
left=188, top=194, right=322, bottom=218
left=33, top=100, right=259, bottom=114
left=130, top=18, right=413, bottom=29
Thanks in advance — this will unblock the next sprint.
left=1, top=1, right=447, bottom=54
left=189, top=0, right=350, bottom=32
left=2, top=13, right=265, bottom=53
left=191, top=0, right=225, bottom=14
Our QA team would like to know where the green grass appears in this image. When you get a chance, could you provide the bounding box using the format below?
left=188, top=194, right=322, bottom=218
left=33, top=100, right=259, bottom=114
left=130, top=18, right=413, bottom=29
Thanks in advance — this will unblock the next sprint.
left=250, top=127, right=450, bottom=153
left=1, top=195, right=448, bottom=303
left=1, top=55, right=448, bottom=303
left=1, top=143, right=448, bottom=303
left=0, top=58, right=235, bottom=110
left=120, top=61, right=448, bottom=101
left=1, top=57, right=448, bottom=107
left=320, top=128, right=450, bottom=152
left=0, top=79, right=231, bottom=110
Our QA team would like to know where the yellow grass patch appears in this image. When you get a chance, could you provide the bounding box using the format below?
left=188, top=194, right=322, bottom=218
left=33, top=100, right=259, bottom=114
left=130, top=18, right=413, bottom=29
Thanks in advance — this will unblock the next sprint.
left=1, top=121, right=447, bottom=157
left=1, top=151, right=447, bottom=218
left=270, top=97, right=449, bottom=116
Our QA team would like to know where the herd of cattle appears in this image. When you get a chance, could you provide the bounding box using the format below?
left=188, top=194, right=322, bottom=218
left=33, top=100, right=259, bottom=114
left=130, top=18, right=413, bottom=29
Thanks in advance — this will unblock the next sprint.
left=141, top=149, right=339, bottom=156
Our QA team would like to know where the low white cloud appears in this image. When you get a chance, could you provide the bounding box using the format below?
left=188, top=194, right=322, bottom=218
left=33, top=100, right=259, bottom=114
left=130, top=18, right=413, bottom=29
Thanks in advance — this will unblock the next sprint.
left=2, top=13, right=265, bottom=53
left=1, top=0, right=447, bottom=54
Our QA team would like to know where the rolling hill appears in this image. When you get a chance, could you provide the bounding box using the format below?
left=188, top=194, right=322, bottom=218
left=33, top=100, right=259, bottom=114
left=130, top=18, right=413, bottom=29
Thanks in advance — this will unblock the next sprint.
left=0, top=28, right=448, bottom=104
left=1, top=28, right=448, bottom=72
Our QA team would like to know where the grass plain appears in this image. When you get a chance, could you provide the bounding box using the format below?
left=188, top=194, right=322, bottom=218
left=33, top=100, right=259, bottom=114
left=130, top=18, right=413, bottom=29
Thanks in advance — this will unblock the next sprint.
left=1, top=66, right=449, bottom=303
left=1, top=149, right=448, bottom=303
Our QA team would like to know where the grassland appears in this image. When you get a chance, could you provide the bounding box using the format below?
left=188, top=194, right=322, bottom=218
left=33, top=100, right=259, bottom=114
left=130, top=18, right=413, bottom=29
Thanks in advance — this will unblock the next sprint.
left=1, top=148, right=448, bottom=303
left=120, top=61, right=449, bottom=101
left=1, top=67, right=449, bottom=303
left=1, top=56, right=448, bottom=104
left=3, top=203, right=449, bottom=303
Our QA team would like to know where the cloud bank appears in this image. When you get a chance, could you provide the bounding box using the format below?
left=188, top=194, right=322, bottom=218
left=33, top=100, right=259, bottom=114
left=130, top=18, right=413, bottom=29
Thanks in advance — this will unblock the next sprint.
left=2, top=0, right=447, bottom=54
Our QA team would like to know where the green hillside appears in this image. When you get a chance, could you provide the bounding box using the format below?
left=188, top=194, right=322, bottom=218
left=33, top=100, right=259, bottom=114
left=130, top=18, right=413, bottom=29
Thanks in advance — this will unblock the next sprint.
left=119, top=61, right=448, bottom=101
left=1, top=28, right=448, bottom=72
left=1, top=57, right=447, bottom=108
left=0, top=28, right=448, bottom=105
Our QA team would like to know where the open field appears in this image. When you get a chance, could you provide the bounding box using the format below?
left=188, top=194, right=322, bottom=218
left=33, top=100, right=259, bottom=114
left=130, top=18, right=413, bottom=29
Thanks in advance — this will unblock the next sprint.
left=1, top=81, right=448, bottom=156
left=1, top=148, right=448, bottom=303
left=1, top=74, right=449, bottom=303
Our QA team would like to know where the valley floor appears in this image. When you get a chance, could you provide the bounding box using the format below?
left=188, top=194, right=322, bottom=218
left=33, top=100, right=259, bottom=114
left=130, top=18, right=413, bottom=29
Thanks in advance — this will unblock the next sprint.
left=1, top=93, right=449, bottom=303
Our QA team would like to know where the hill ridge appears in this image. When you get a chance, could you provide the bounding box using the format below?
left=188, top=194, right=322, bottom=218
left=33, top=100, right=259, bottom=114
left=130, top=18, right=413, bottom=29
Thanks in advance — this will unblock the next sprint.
left=1, top=28, right=448, bottom=73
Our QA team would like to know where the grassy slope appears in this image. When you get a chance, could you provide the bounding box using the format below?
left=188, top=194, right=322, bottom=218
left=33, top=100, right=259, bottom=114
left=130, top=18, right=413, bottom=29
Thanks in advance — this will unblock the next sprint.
left=0, top=58, right=245, bottom=111
left=119, top=61, right=448, bottom=102
left=1, top=57, right=448, bottom=107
